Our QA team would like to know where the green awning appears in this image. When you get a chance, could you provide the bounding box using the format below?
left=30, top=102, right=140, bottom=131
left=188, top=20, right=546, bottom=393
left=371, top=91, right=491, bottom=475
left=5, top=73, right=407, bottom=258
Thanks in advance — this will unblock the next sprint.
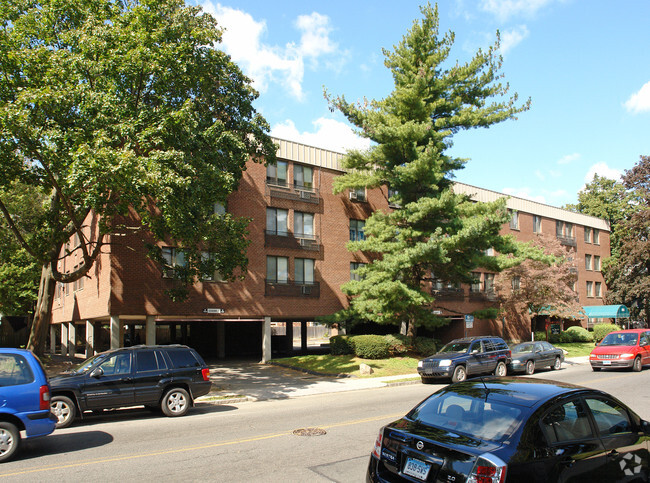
left=583, top=305, right=630, bottom=319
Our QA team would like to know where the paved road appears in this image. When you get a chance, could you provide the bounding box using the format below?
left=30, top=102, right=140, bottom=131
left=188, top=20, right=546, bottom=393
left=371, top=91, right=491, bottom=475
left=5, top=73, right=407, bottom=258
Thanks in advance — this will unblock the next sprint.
left=2, top=359, right=649, bottom=482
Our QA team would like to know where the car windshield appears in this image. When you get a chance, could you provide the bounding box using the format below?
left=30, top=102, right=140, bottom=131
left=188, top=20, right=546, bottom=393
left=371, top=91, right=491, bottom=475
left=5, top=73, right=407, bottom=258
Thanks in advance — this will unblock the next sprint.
left=600, top=333, right=638, bottom=347
left=512, top=343, right=535, bottom=353
left=439, top=341, right=471, bottom=354
left=409, top=392, right=523, bottom=443
left=69, top=353, right=108, bottom=373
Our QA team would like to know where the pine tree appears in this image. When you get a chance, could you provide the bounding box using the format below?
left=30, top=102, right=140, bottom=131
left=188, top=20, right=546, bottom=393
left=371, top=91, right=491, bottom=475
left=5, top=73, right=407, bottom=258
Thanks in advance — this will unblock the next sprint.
left=326, top=3, right=530, bottom=336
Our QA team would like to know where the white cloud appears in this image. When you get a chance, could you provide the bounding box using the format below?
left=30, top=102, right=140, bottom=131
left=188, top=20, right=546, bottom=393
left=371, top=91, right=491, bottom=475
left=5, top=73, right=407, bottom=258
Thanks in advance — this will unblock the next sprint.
left=201, top=3, right=338, bottom=101
left=271, top=118, right=371, bottom=153
left=583, top=162, right=622, bottom=183
left=557, top=153, right=580, bottom=165
left=499, top=25, right=529, bottom=55
left=480, top=0, right=556, bottom=21
left=624, top=81, right=650, bottom=114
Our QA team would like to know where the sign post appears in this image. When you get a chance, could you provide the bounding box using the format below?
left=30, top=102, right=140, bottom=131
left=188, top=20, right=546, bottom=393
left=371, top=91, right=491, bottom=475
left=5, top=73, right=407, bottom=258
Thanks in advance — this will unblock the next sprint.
left=464, top=315, right=474, bottom=338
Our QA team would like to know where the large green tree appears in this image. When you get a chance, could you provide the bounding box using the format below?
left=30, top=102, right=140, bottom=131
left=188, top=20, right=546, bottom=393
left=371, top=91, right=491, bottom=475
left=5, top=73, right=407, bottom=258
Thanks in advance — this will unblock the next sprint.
left=604, top=156, right=650, bottom=322
left=0, top=0, right=276, bottom=355
left=326, top=3, right=530, bottom=336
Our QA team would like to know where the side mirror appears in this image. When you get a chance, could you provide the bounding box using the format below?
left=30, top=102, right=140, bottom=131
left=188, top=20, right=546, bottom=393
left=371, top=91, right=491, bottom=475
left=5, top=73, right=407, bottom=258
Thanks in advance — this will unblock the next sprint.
left=642, top=420, right=650, bottom=436
left=90, top=367, right=104, bottom=378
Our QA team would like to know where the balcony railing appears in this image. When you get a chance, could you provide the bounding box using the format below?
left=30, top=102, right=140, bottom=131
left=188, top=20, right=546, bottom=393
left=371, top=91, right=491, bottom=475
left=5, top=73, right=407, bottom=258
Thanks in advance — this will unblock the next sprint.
left=265, top=231, right=320, bottom=251
left=556, top=235, right=577, bottom=247
left=265, top=280, right=320, bottom=298
left=432, top=288, right=465, bottom=301
left=469, top=291, right=497, bottom=302
left=266, top=179, right=320, bottom=204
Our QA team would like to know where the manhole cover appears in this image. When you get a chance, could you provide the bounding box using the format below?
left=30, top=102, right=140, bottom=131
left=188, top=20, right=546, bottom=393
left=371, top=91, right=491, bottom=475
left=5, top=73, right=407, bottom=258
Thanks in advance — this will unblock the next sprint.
left=293, top=427, right=327, bottom=436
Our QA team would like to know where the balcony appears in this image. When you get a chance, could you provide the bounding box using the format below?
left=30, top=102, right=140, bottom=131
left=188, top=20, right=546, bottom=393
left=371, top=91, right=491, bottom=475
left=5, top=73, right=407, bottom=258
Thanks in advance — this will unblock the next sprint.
left=432, top=288, right=465, bottom=301
left=265, top=280, right=320, bottom=298
left=266, top=179, right=320, bottom=205
left=469, top=291, right=497, bottom=302
left=265, top=231, right=321, bottom=251
left=556, top=235, right=577, bottom=247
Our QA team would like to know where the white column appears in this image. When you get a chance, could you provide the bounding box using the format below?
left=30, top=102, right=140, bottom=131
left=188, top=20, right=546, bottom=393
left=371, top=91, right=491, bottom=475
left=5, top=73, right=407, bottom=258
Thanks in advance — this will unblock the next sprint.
left=261, top=317, right=272, bottom=363
left=85, top=320, right=95, bottom=358
left=217, top=321, right=225, bottom=359
left=145, top=315, right=156, bottom=345
left=49, top=325, right=57, bottom=354
left=110, top=315, right=121, bottom=349
left=67, top=323, right=76, bottom=358
left=60, top=323, right=68, bottom=356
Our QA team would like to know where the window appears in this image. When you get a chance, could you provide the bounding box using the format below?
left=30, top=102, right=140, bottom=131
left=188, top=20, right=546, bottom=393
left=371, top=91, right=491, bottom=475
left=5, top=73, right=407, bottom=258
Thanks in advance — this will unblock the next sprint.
left=99, top=353, right=132, bottom=376
left=201, top=252, right=224, bottom=282
left=484, top=247, right=495, bottom=256
left=565, top=223, right=574, bottom=237
left=214, top=202, right=226, bottom=215
left=470, top=272, right=482, bottom=293
left=533, top=215, right=542, bottom=233
left=542, top=400, right=593, bottom=444
left=586, top=281, right=594, bottom=297
left=556, top=220, right=563, bottom=237
left=584, top=227, right=592, bottom=243
left=267, top=256, right=288, bottom=283
left=388, top=187, right=400, bottom=207
left=584, top=398, right=631, bottom=436
left=136, top=350, right=163, bottom=372
left=350, top=219, right=365, bottom=241
left=349, top=187, right=366, bottom=202
left=512, top=276, right=521, bottom=291
left=166, top=348, right=200, bottom=368
left=484, top=273, right=495, bottom=294
left=350, top=262, right=366, bottom=281
left=585, top=254, right=592, bottom=270
left=595, top=282, right=602, bottom=297
left=266, top=208, right=288, bottom=236
left=293, top=164, right=313, bottom=189
left=294, top=212, right=314, bottom=238
left=161, top=247, right=186, bottom=278
left=266, top=160, right=287, bottom=186
left=593, top=229, right=600, bottom=245
left=594, top=255, right=601, bottom=271
left=0, top=354, right=34, bottom=385
left=73, top=265, right=84, bottom=292
left=294, top=258, right=314, bottom=284
left=509, top=210, right=519, bottom=230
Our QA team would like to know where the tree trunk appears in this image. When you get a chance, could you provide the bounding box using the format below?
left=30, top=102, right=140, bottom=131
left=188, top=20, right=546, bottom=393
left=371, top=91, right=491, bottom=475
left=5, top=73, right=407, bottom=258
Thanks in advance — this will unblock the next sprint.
left=407, top=318, right=417, bottom=338
left=27, top=264, right=56, bottom=357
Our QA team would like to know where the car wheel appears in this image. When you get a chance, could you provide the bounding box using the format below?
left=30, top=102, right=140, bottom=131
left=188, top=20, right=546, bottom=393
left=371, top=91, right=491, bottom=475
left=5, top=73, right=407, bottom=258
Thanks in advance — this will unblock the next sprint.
left=451, top=365, right=467, bottom=383
left=524, top=360, right=535, bottom=375
left=421, top=376, right=435, bottom=384
left=551, top=357, right=562, bottom=370
left=51, top=395, right=76, bottom=429
left=494, top=361, right=507, bottom=377
left=161, top=388, right=190, bottom=417
left=632, top=356, right=642, bottom=372
left=592, top=366, right=601, bottom=372
left=0, top=422, right=20, bottom=463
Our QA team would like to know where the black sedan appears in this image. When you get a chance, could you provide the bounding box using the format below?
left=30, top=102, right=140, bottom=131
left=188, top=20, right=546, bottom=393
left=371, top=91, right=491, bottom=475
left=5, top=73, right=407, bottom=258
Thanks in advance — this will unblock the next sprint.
left=367, top=377, right=649, bottom=482
left=508, top=341, right=565, bottom=375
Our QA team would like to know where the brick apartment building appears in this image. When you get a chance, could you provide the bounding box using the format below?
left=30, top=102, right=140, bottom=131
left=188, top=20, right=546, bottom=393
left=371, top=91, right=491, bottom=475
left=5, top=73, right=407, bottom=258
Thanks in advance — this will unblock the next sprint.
left=50, top=138, right=611, bottom=361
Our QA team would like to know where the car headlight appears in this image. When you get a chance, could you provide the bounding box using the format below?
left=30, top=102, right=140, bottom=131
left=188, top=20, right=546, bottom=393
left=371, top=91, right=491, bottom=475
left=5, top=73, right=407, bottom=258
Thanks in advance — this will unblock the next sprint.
left=418, top=361, right=423, bottom=368
left=620, top=353, right=635, bottom=359
left=438, top=359, right=452, bottom=367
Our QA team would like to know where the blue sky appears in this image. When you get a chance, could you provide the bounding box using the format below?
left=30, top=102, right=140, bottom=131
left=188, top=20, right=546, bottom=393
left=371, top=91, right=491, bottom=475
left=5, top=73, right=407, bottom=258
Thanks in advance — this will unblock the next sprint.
left=196, top=0, right=650, bottom=208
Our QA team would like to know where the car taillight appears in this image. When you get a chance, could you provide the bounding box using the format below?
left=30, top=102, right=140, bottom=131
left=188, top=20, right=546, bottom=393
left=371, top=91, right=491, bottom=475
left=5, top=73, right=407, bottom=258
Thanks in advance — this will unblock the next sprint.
left=201, top=368, right=210, bottom=381
left=468, top=455, right=507, bottom=483
left=371, top=430, right=383, bottom=459
left=39, top=385, right=51, bottom=411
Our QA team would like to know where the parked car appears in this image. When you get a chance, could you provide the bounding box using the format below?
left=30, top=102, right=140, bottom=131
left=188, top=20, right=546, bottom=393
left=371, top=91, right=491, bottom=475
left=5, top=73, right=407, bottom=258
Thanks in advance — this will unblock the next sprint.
left=590, top=328, right=650, bottom=372
left=367, top=377, right=650, bottom=482
left=417, top=336, right=511, bottom=384
left=49, top=344, right=211, bottom=428
left=508, top=340, right=564, bottom=375
left=0, top=348, right=57, bottom=462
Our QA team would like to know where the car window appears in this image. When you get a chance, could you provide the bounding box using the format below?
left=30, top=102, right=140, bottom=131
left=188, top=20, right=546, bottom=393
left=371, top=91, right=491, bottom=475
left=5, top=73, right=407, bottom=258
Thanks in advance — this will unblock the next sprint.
left=409, top=393, right=522, bottom=443
left=484, top=340, right=496, bottom=352
left=541, top=342, right=553, bottom=351
left=601, top=332, right=638, bottom=346
left=99, top=353, right=132, bottom=375
left=0, top=354, right=35, bottom=386
left=165, top=349, right=200, bottom=368
left=439, top=341, right=470, bottom=353
left=534, top=342, right=543, bottom=352
left=541, top=400, right=593, bottom=444
left=470, top=341, right=484, bottom=354
left=584, top=398, right=631, bottom=436
left=513, top=343, right=534, bottom=353
left=640, top=333, right=649, bottom=346
left=136, top=351, right=158, bottom=372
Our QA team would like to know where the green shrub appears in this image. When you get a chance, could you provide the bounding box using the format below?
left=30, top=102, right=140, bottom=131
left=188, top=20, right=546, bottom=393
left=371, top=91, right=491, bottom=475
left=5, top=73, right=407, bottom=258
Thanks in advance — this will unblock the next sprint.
left=534, top=331, right=548, bottom=342
left=593, top=323, right=620, bottom=342
left=351, top=335, right=391, bottom=359
left=564, top=326, right=593, bottom=342
left=413, top=337, right=437, bottom=357
left=329, top=335, right=354, bottom=355
left=384, top=334, right=410, bottom=356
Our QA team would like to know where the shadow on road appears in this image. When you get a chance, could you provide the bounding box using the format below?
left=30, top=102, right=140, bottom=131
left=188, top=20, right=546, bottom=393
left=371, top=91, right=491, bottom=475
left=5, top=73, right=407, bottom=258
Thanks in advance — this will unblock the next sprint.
left=19, top=430, right=113, bottom=461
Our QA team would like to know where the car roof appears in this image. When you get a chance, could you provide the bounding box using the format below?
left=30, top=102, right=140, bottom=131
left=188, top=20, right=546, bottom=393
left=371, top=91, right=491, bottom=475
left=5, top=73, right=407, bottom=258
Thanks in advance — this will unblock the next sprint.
left=605, top=329, right=646, bottom=334
left=448, top=336, right=503, bottom=342
left=95, top=344, right=191, bottom=356
left=446, top=377, right=587, bottom=408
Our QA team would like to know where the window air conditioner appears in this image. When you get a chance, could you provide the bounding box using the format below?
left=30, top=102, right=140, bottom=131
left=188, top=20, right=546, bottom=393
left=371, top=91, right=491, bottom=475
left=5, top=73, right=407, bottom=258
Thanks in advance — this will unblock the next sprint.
left=349, top=191, right=358, bottom=200
left=300, top=190, right=312, bottom=200
left=301, top=285, right=312, bottom=295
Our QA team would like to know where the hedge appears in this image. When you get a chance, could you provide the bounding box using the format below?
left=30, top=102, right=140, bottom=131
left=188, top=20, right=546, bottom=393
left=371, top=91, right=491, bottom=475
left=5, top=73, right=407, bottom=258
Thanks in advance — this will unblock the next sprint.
left=593, top=323, right=620, bottom=342
left=329, top=335, right=354, bottom=355
left=329, top=333, right=438, bottom=358
left=350, top=335, right=391, bottom=359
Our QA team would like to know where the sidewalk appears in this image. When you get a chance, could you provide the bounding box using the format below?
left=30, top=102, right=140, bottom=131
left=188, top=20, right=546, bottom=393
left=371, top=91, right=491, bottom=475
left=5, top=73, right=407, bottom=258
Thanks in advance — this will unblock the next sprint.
left=198, top=356, right=590, bottom=404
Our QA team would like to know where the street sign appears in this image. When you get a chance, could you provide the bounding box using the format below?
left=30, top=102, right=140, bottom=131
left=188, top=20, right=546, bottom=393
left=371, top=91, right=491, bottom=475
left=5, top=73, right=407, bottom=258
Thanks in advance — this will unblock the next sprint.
left=465, top=315, right=474, bottom=329
left=203, top=308, right=225, bottom=314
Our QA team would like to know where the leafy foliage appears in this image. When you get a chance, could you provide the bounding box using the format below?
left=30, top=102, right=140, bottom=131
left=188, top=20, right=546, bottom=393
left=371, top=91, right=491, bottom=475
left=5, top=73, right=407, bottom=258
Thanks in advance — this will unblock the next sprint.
left=325, top=3, right=530, bottom=335
left=592, top=323, right=620, bottom=342
left=350, top=335, right=391, bottom=359
left=0, top=0, right=276, bottom=354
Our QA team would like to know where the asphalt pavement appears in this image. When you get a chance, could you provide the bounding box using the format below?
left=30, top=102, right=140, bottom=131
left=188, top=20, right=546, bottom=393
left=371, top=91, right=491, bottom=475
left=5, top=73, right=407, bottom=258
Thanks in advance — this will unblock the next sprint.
left=200, top=356, right=590, bottom=404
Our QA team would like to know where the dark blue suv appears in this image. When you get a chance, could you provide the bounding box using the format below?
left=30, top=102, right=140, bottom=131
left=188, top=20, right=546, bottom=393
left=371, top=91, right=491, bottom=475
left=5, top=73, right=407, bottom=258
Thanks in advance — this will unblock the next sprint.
left=0, top=348, right=57, bottom=462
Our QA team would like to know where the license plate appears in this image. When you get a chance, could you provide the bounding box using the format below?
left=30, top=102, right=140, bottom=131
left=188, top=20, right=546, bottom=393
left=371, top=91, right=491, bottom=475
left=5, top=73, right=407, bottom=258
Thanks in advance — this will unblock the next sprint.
left=403, top=457, right=431, bottom=481
left=603, top=360, right=611, bottom=365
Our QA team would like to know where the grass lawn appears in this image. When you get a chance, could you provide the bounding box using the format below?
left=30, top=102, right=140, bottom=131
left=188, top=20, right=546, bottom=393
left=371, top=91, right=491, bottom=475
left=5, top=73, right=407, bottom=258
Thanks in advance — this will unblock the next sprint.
left=272, top=354, right=419, bottom=378
left=552, top=342, right=595, bottom=358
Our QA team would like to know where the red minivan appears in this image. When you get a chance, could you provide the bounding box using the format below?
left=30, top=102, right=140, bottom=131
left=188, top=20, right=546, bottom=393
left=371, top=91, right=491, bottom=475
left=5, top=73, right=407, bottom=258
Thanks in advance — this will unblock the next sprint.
left=590, top=328, right=650, bottom=372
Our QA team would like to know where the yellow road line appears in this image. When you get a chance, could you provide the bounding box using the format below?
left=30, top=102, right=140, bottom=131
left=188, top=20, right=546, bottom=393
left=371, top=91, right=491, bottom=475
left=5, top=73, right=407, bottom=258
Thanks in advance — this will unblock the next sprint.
left=0, top=412, right=403, bottom=478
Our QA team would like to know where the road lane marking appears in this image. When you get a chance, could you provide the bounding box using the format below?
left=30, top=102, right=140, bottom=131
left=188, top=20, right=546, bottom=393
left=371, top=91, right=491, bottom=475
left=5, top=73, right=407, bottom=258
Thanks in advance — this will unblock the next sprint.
left=0, top=412, right=404, bottom=478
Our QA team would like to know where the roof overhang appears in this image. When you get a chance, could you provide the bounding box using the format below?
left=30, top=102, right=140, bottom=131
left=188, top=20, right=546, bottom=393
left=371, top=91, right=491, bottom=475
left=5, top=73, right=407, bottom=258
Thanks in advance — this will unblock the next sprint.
left=583, top=305, right=630, bottom=319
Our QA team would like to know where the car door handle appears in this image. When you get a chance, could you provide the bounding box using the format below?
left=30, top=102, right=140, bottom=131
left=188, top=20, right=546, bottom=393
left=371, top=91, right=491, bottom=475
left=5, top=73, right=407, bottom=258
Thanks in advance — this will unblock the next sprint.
left=560, top=457, right=576, bottom=467
left=607, top=450, right=619, bottom=457
left=121, top=377, right=133, bottom=383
